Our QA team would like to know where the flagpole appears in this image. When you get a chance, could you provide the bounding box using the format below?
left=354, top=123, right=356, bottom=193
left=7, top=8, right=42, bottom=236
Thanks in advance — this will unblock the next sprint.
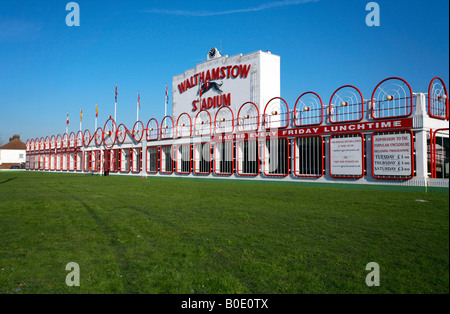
left=66, top=112, right=69, bottom=135
left=165, top=84, right=168, bottom=117
left=114, top=83, right=117, bottom=123
left=137, top=91, right=139, bottom=123
left=80, top=108, right=82, bottom=131
left=95, top=103, right=98, bottom=130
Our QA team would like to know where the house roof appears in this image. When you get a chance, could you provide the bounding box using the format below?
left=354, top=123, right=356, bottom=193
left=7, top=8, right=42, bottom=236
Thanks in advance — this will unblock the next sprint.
left=0, top=137, right=26, bottom=150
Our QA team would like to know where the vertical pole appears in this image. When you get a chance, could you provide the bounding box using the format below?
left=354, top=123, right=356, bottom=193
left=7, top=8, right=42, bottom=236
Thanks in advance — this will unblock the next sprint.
left=165, top=84, right=168, bottom=118
left=114, top=83, right=117, bottom=124
left=430, top=129, right=434, bottom=179
left=137, top=91, right=140, bottom=124
left=414, top=94, right=428, bottom=185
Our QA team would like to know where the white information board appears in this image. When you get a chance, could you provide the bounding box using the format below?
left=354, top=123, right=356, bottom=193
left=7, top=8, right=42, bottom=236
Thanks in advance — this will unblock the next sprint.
left=372, top=132, right=412, bottom=177
left=330, top=135, right=363, bottom=176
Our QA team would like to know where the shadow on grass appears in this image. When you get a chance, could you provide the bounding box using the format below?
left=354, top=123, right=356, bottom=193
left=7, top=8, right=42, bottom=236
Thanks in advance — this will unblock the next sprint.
left=0, top=177, right=17, bottom=185
left=70, top=195, right=137, bottom=293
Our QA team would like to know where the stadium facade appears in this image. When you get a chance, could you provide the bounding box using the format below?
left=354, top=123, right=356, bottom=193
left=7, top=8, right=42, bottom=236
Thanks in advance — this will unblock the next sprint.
left=25, top=49, right=449, bottom=188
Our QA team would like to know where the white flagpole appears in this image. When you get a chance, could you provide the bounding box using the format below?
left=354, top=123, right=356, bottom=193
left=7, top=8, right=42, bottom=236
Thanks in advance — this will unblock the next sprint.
left=95, top=104, right=98, bottom=130
left=164, top=84, right=169, bottom=131
left=80, top=108, right=82, bottom=131
left=66, top=112, right=69, bottom=135
left=137, top=91, right=139, bottom=122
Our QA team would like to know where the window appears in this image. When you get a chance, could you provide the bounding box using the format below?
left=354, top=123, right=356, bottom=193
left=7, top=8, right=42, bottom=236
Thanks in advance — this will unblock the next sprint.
left=194, top=143, right=211, bottom=175
left=176, top=145, right=191, bottom=174
left=237, top=140, right=259, bottom=176
left=121, top=149, right=130, bottom=172
left=294, top=136, right=324, bottom=177
left=69, top=152, right=75, bottom=171
left=430, top=129, right=449, bottom=179
left=84, top=151, right=91, bottom=171
left=146, top=147, right=158, bottom=173
left=109, top=149, right=119, bottom=172
left=131, top=148, right=141, bottom=173
left=214, top=142, right=234, bottom=175
left=264, top=138, right=289, bottom=176
left=76, top=152, right=82, bottom=171
left=160, top=146, right=174, bottom=173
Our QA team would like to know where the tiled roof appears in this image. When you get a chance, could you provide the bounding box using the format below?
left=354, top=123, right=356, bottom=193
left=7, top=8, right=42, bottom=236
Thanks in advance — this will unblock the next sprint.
left=0, top=138, right=26, bottom=150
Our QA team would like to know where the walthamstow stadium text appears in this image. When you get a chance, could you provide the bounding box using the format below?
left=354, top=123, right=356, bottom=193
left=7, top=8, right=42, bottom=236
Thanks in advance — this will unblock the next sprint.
left=192, top=93, right=231, bottom=112
left=212, top=119, right=413, bottom=141
left=177, top=64, right=251, bottom=112
left=177, top=64, right=251, bottom=94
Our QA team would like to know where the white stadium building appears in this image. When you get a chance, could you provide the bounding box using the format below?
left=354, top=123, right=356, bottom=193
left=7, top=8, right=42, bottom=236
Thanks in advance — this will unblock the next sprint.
left=25, top=49, right=449, bottom=188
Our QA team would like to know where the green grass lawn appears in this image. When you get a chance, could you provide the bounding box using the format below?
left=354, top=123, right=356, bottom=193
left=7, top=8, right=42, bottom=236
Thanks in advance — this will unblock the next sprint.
left=0, top=171, right=448, bottom=294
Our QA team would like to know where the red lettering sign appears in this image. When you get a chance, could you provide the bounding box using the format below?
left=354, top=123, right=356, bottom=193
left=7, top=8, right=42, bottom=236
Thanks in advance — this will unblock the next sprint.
left=178, top=64, right=251, bottom=95
left=211, top=119, right=413, bottom=141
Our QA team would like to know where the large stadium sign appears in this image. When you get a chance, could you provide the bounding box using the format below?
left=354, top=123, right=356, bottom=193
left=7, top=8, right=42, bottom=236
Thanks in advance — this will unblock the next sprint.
left=177, top=63, right=251, bottom=112
left=172, top=48, right=280, bottom=121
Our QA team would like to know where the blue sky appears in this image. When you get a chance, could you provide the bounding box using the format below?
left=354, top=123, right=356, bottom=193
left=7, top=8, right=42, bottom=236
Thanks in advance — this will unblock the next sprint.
left=0, top=0, right=448, bottom=143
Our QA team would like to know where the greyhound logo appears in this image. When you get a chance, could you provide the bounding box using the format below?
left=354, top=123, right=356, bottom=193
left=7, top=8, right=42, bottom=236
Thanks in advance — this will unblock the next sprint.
left=198, top=81, right=223, bottom=97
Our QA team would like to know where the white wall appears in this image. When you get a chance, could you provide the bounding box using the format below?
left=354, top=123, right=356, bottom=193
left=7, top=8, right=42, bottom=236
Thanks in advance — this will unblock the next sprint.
left=259, top=51, right=281, bottom=110
left=0, top=149, right=26, bottom=164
